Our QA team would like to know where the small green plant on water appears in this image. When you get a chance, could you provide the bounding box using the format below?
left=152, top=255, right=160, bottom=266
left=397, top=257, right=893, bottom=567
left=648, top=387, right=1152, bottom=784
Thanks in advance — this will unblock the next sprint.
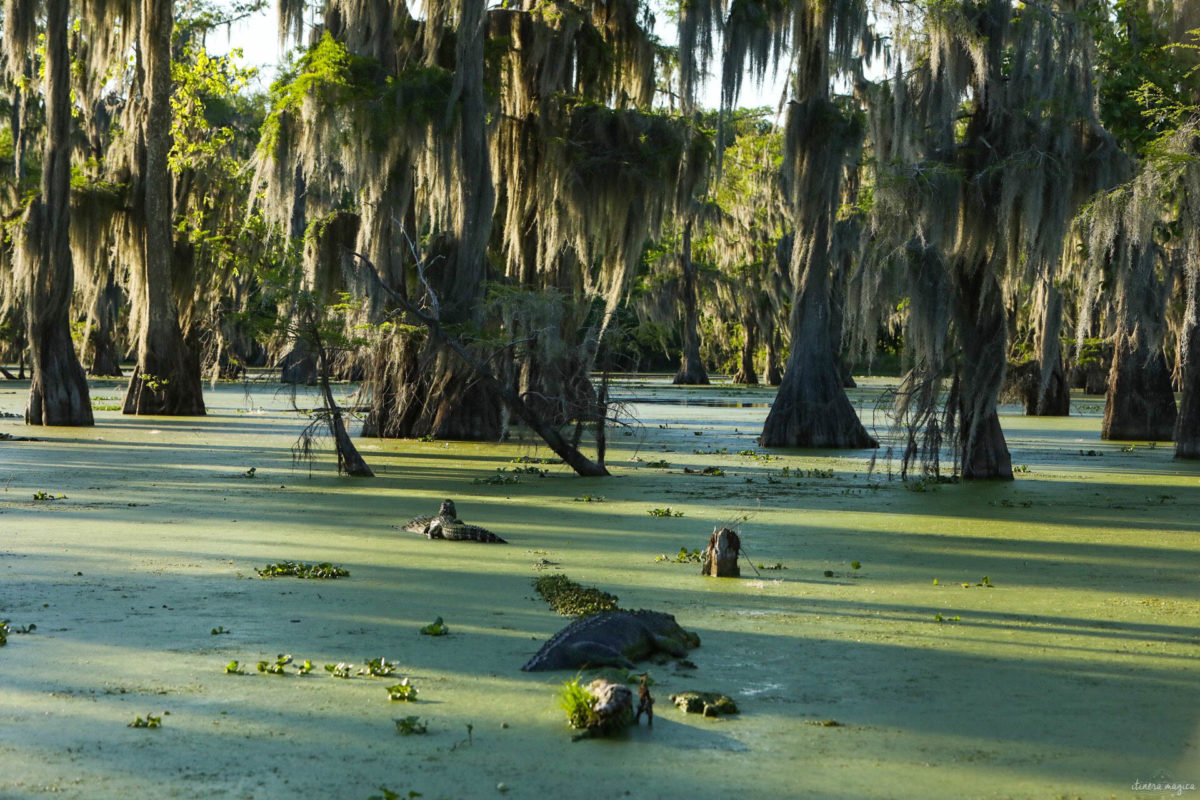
left=224, top=660, right=245, bottom=675
left=647, top=507, right=684, bottom=518
left=326, top=663, right=354, bottom=678
left=470, top=465, right=528, bottom=484
left=823, top=570, right=834, bottom=578
left=386, top=678, right=418, bottom=701
left=573, top=494, right=606, bottom=503
left=645, top=460, right=671, bottom=469
left=258, top=654, right=293, bottom=675
left=211, top=626, right=230, bottom=635
left=394, top=716, right=427, bottom=735
left=1, top=620, right=34, bottom=639
left=128, top=713, right=165, bottom=729
left=360, top=657, right=396, bottom=677
left=851, top=561, right=861, bottom=570
left=511, top=455, right=561, bottom=465
left=759, top=562, right=786, bottom=571
left=800, top=468, right=835, bottom=479
left=693, top=447, right=728, bottom=455
left=297, top=660, right=314, bottom=675
left=934, top=614, right=961, bottom=623
left=32, top=491, right=66, bottom=501
left=557, top=678, right=632, bottom=737
left=1014, top=465, right=1029, bottom=474
left=366, top=789, right=422, bottom=800
left=655, top=547, right=702, bottom=564
left=420, top=617, right=449, bottom=636
left=243, top=467, right=257, bottom=478
left=255, top=561, right=349, bottom=579
left=558, top=678, right=596, bottom=730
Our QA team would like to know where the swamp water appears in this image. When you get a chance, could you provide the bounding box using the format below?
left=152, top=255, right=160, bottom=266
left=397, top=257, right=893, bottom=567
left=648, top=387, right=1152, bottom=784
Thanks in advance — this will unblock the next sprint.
left=0, top=376, right=1198, bottom=799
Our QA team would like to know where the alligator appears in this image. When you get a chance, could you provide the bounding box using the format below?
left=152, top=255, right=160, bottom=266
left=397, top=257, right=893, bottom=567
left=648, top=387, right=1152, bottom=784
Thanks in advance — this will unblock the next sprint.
left=401, top=499, right=506, bottom=543
left=522, top=610, right=700, bottom=671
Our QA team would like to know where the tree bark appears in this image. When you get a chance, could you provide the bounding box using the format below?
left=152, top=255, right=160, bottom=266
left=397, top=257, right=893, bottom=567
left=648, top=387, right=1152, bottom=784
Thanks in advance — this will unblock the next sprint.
left=953, top=267, right=1013, bottom=480
left=759, top=39, right=874, bottom=448
left=764, top=331, right=782, bottom=386
left=87, top=273, right=123, bottom=377
left=761, top=219, right=876, bottom=448
left=24, top=0, right=93, bottom=427
left=1102, top=240, right=1176, bottom=441
left=673, top=221, right=709, bottom=385
left=365, top=0, right=500, bottom=439
left=123, top=0, right=205, bottom=416
left=732, top=316, right=758, bottom=385
left=1024, top=282, right=1070, bottom=415
left=1175, top=257, right=1200, bottom=458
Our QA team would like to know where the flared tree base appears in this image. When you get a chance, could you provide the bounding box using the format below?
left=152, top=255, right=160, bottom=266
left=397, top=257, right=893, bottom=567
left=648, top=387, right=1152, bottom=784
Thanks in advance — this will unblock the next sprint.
left=1102, top=348, right=1176, bottom=441
left=27, top=330, right=93, bottom=426
left=760, top=360, right=876, bottom=449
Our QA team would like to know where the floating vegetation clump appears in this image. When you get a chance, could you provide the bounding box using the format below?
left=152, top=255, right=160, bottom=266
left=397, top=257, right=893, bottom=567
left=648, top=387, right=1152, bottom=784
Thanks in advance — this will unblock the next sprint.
left=655, top=547, right=702, bottom=564
left=419, top=617, right=449, bottom=636
left=533, top=574, right=619, bottom=617
left=647, top=507, right=684, bottom=517
left=255, top=561, right=349, bottom=579
left=558, top=679, right=633, bottom=737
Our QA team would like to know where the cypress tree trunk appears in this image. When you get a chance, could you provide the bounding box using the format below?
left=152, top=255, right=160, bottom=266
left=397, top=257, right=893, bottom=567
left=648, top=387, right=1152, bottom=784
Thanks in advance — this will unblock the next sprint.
left=759, top=42, right=874, bottom=449
left=1028, top=283, right=1069, bottom=415
left=673, top=221, right=709, bottom=385
left=1102, top=240, right=1176, bottom=441
left=87, top=274, right=123, bottom=377
left=732, top=315, right=758, bottom=385
left=764, top=331, right=782, bottom=386
left=761, top=210, right=876, bottom=448
left=954, top=267, right=1012, bottom=479
left=24, top=0, right=93, bottom=427
left=1175, top=257, right=1200, bottom=458
left=123, top=0, right=205, bottom=416
left=366, top=0, right=499, bottom=440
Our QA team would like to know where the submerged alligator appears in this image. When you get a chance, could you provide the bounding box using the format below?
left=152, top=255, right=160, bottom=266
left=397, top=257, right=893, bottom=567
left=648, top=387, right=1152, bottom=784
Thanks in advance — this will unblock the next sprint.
left=402, top=499, right=506, bottom=543
left=522, top=610, right=700, bottom=671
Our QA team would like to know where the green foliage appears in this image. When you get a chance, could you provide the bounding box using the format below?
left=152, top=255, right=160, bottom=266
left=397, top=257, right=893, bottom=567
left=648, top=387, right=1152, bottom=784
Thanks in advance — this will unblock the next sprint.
left=647, top=507, right=684, bottom=517
left=361, top=657, right=396, bottom=678
left=325, top=663, right=354, bottom=678
left=261, top=32, right=451, bottom=152
left=170, top=45, right=257, bottom=173
left=127, top=713, right=164, bottom=729
left=258, top=654, right=293, bottom=675
left=224, top=660, right=245, bottom=675
left=393, top=716, right=427, bottom=735
left=419, top=617, right=449, bottom=636
left=558, top=679, right=597, bottom=730
left=1089, top=1, right=1199, bottom=152
left=533, top=574, right=620, bottom=617
left=255, top=561, right=349, bottom=579
left=655, top=547, right=702, bottom=564
left=366, top=788, right=421, bottom=800
left=386, top=678, right=418, bottom=702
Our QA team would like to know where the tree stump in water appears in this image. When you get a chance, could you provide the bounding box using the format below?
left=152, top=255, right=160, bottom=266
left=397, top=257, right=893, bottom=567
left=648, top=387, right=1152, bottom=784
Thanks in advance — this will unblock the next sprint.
left=701, top=527, right=741, bottom=578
